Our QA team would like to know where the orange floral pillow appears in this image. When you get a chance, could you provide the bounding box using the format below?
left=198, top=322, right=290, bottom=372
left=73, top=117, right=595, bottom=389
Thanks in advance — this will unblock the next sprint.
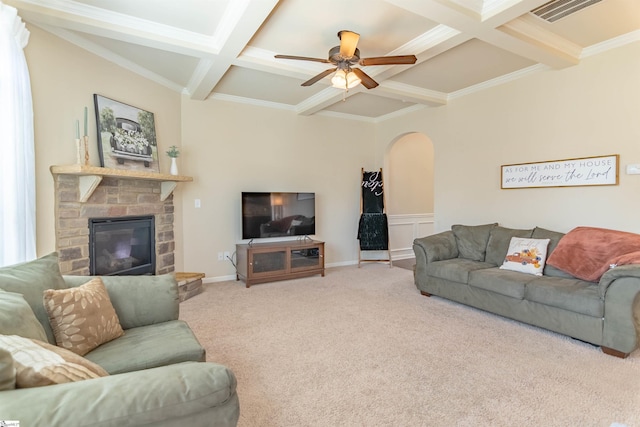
left=43, top=278, right=124, bottom=356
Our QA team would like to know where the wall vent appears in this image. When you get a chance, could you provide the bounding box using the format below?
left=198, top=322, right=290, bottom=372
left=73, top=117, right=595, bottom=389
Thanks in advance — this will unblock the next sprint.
left=531, top=0, right=602, bottom=22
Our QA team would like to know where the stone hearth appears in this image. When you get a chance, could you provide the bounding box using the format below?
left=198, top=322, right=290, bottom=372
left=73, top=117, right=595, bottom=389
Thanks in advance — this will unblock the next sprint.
left=53, top=173, right=178, bottom=275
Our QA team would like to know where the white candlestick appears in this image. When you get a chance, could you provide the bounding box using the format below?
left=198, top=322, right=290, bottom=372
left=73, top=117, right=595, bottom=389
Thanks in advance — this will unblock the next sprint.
left=75, top=139, right=82, bottom=164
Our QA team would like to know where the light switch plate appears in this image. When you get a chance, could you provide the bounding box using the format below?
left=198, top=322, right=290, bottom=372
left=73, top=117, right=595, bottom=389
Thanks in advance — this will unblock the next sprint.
left=626, top=164, right=640, bottom=175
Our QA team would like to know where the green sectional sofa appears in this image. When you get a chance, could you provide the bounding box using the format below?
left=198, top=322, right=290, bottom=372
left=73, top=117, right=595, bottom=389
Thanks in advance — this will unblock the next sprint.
left=0, top=253, right=239, bottom=426
left=413, top=224, right=640, bottom=358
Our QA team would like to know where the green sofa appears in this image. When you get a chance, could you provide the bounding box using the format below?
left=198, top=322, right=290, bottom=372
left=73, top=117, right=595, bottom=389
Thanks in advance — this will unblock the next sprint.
left=413, top=224, right=640, bottom=358
left=0, top=253, right=239, bottom=426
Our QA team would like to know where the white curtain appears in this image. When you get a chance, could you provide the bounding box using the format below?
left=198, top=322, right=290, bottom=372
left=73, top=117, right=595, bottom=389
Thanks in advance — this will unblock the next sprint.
left=0, top=1, right=36, bottom=267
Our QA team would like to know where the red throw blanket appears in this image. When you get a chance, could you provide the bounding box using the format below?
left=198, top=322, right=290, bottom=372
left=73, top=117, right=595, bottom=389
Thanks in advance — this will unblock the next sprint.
left=546, top=226, right=640, bottom=282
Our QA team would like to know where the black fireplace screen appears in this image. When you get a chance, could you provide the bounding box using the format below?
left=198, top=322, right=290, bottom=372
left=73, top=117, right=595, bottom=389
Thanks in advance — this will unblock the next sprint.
left=89, top=216, right=155, bottom=276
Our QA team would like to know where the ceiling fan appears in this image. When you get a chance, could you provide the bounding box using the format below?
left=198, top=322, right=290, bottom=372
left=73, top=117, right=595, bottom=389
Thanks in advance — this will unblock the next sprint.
left=274, top=30, right=417, bottom=90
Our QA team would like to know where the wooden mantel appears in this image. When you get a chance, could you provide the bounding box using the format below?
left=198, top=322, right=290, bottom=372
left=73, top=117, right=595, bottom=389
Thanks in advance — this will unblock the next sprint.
left=50, top=164, right=193, bottom=202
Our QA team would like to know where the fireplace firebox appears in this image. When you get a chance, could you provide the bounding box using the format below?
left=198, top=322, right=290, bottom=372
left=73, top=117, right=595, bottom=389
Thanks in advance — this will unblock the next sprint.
left=89, top=216, right=155, bottom=276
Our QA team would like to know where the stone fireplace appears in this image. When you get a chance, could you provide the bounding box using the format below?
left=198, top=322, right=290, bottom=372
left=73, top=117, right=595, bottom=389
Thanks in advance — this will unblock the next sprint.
left=51, top=166, right=189, bottom=276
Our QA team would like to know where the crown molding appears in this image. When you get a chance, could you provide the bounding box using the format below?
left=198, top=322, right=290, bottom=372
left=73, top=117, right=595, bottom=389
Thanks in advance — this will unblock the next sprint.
left=581, top=30, right=640, bottom=58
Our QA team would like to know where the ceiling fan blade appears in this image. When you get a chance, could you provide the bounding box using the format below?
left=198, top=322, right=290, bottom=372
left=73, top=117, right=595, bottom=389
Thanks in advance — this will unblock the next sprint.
left=301, top=68, right=337, bottom=86
left=359, top=55, right=417, bottom=66
left=352, top=68, right=378, bottom=89
left=338, top=30, right=360, bottom=58
left=275, top=54, right=331, bottom=64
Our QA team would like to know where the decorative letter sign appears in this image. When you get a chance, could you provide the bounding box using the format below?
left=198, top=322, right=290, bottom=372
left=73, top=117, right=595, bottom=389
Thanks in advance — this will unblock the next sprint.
left=501, top=155, right=619, bottom=189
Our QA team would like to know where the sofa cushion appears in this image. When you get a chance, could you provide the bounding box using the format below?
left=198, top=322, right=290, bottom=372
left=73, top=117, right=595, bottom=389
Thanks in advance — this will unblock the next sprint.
left=499, top=237, right=550, bottom=276
left=0, top=348, right=16, bottom=391
left=43, top=277, right=124, bottom=356
left=531, top=227, right=575, bottom=278
left=0, top=252, right=66, bottom=344
left=0, top=335, right=108, bottom=388
left=426, top=258, right=494, bottom=284
left=524, top=276, right=604, bottom=317
left=0, top=290, right=47, bottom=341
left=63, top=274, right=180, bottom=330
left=84, top=320, right=206, bottom=375
left=452, top=223, right=497, bottom=262
left=0, top=361, right=238, bottom=427
left=485, top=226, right=534, bottom=266
left=468, top=268, right=533, bottom=299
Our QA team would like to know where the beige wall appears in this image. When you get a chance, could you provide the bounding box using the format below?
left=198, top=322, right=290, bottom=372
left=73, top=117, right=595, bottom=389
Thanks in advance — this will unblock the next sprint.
left=386, top=133, right=434, bottom=214
left=25, top=26, right=640, bottom=278
left=24, top=26, right=185, bottom=268
left=179, top=97, right=377, bottom=278
left=377, top=42, right=640, bottom=234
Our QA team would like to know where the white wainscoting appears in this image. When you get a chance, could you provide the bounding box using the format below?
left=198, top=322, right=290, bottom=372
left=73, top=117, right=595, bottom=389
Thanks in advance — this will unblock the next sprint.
left=388, top=213, right=435, bottom=260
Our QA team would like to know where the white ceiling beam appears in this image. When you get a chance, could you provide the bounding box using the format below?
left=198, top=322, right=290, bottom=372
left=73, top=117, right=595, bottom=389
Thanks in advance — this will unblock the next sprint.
left=376, top=81, right=448, bottom=106
left=4, top=0, right=219, bottom=57
left=384, top=0, right=581, bottom=68
left=186, top=0, right=280, bottom=100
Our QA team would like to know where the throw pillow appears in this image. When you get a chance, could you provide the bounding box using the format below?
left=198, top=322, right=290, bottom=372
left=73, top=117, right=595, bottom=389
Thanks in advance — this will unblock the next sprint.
left=43, top=277, right=124, bottom=356
left=0, top=252, right=66, bottom=344
left=500, top=237, right=551, bottom=276
left=452, top=223, right=498, bottom=262
left=0, top=334, right=108, bottom=388
left=0, top=290, right=48, bottom=341
left=485, top=226, right=534, bottom=266
left=0, top=348, right=16, bottom=391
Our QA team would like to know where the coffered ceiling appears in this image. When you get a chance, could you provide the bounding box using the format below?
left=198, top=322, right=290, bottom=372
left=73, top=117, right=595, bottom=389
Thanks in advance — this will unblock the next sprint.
left=6, top=0, right=640, bottom=121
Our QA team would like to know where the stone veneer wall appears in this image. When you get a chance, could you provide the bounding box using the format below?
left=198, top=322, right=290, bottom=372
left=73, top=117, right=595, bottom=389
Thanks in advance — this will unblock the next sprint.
left=54, top=175, right=175, bottom=275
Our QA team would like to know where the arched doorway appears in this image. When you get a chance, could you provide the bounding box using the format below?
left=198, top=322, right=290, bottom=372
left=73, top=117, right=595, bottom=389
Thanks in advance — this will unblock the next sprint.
left=385, top=132, right=435, bottom=261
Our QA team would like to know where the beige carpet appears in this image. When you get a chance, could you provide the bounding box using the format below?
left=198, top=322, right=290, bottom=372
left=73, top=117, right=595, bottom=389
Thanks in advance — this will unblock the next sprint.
left=180, top=265, right=640, bottom=427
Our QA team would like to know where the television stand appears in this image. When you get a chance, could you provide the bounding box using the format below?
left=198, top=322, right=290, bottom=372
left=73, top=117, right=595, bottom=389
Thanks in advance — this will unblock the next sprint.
left=236, top=240, right=325, bottom=288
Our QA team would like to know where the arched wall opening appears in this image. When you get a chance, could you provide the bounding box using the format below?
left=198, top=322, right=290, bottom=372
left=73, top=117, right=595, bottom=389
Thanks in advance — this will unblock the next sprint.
left=383, top=132, right=435, bottom=260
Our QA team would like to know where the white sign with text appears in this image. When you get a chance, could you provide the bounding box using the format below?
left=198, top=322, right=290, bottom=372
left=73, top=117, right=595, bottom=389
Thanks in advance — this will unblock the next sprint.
left=501, top=155, right=619, bottom=189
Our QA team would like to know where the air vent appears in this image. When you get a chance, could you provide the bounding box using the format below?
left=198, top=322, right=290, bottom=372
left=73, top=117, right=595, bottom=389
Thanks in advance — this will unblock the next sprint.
left=531, top=0, right=602, bottom=22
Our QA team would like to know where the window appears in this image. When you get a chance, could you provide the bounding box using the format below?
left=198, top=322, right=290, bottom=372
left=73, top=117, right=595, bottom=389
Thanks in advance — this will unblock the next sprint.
left=0, top=2, right=36, bottom=267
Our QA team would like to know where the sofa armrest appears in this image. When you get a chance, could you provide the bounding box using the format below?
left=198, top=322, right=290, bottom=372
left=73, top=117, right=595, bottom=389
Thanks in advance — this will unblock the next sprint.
left=63, top=274, right=179, bottom=329
left=598, top=265, right=640, bottom=299
left=0, top=361, right=239, bottom=427
left=601, top=276, right=640, bottom=355
left=413, top=231, right=458, bottom=264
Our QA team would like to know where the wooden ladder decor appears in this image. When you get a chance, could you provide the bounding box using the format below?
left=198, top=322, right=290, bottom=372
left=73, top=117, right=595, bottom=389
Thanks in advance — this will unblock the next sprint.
left=358, top=168, right=392, bottom=267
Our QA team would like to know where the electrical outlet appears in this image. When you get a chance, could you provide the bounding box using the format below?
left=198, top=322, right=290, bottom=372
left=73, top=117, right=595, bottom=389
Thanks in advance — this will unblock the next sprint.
left=224, top=251, right=230, bottom=261
left=217, top=252, right=223, bottom=261
left=195, top=199, right=201, bottom=208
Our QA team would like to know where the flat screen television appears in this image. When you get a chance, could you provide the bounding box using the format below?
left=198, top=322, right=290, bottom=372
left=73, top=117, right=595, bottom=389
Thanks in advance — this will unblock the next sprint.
left=241, top=192, right=315, bottom=240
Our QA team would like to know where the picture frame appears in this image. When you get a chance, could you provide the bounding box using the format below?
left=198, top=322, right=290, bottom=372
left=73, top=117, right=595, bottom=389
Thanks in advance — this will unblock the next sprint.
left=501, top=154, right=619, bottom=189
left=93, top=94, right=160, bottom=173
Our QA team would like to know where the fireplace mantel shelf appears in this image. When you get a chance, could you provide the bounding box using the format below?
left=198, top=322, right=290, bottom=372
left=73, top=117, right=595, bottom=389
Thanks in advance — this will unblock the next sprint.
left=50, top=164, right=193, bottom=202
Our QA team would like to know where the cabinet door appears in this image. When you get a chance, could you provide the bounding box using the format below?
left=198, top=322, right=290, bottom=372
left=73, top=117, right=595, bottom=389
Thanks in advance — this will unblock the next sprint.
left=250, top=249, right=287, bottom=277
left=290, top=245, right=323, bottom=271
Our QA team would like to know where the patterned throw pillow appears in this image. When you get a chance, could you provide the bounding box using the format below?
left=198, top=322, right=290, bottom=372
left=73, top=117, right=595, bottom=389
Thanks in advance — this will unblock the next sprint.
left=43, top=277, right=124, bottom=356
left=500, top=237, right=551, bottom=276
left=0, top=334, right=108, bottom=388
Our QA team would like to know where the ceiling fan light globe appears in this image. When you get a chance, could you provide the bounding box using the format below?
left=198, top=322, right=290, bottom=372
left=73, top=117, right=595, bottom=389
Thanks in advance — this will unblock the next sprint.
left=331, top=69, right=361, bottom=89
left=345, top=72, right=361, bottom=89
left=331, top=69, right=347, bottom=88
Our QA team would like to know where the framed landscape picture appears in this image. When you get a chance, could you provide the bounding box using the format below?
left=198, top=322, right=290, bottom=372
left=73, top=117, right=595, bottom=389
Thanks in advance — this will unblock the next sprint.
left=93, top=94, right=160, bottom=173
